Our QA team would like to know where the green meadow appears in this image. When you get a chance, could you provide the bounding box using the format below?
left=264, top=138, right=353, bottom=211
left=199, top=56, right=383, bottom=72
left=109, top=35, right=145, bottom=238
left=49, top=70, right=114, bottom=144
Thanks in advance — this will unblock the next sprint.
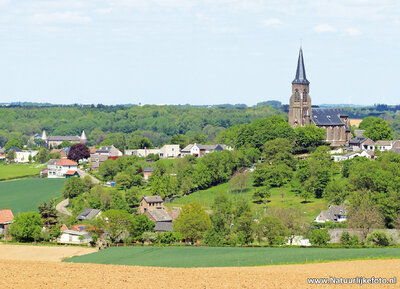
left=65, top=246, right=400, bottom=268
left=0, top=164, right=44, bottom=181
left=0, top=178, right=65, bottom=214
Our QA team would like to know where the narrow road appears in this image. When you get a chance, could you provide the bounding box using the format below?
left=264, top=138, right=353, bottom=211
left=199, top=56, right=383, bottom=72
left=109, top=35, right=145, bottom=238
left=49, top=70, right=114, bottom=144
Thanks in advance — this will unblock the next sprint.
left=56, top=198, right=72, bottom=216
left=78, top=169, right=100, bottom=184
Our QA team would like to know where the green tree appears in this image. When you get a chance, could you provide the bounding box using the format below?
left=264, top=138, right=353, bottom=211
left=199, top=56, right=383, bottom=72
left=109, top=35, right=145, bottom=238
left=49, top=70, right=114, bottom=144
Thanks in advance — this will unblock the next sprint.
left=234, top=211, right=254, bottom=245
left=174, top=202, right=211, bottom=242
left=115, top=172, right=131, bottom=191
left=98, top=209, right=134, bottom=243
left=229, top=171, right=250, bottom=193
left=37, top=147, right=49, bottom=163
left=125, top=187, right=141, bottom=207
left=255, top=215, right=288, bottom=245
left=294, top=125, right=326, bottom=148
left=98, top=159, right=119, bottom=181
left=365, top=231, right=394, bottom=247
left=130, top=214, right=155, bottom=240
left=262, top=138, right=296, bottom=169
left=253, top=163, right=293, bottom=187
left=38, top=200, right=58, bottom=229
left=323, top=179, right=350, bottom=205
left=4, top=138, right=23, bottom=151
left=9, top=212, right=43, bottom=242
left=252, top=186, right=271, bottom=204
left=110, top=193, right=130, bottom=212
left=308, top=229, right=330, bottom=246
left=340, top=232, right=360, bottom=246
left=63, top=177, right=86, bottom=199
left=359, top=117, right=394, bottom=141
left=170, top=134, right=189, bottom=149
left=6, top=149, right=16, bottom=162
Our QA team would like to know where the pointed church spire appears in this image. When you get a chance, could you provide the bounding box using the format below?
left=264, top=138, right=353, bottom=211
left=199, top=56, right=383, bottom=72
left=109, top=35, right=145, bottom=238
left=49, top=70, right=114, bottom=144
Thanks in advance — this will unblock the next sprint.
left=80, top=130, right=87, bottom=140
left=42, top=130, right=47, bottom=140
left=292, top=47, right=309, bottom=85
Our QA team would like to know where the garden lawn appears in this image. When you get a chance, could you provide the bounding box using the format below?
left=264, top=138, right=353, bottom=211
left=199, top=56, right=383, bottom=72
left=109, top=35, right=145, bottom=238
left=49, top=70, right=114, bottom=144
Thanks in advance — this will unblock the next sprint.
left=167, top=183, right=327, bottom=222
left=0, top=164, right=45, bottom=181
left=0, top=178, right=65, bottom=214
left=64, top=246, right=400, bottom=267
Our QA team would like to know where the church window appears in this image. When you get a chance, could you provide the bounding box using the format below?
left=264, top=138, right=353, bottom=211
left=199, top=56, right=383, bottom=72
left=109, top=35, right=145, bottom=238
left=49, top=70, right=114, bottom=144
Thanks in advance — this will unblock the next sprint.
left=294, top=89, right=300, bottom=102
left=331, top=127, right=335, bottom=140
left=303, top=89, right=308, bottom=102
left=338, top=127, right=342, bottom=140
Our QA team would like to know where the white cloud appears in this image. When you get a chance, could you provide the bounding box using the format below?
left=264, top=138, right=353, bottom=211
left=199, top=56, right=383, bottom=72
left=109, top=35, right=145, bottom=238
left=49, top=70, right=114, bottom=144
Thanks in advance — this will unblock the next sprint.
left=261, top=18, right=283, bottom=27
left=313, top=24, right=337, bottom=33
left=345, top=27, right=361, bottom=36
left=29, top=11, right=91, bottom=24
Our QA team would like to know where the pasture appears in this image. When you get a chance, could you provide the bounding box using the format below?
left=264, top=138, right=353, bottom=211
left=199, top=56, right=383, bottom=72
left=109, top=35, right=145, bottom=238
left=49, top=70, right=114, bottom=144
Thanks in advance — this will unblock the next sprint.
left=65, top=246, right=400, bottom=267
left=0, top=178, right=65, bottom=213
left=0, top=164, right=44, bottom=181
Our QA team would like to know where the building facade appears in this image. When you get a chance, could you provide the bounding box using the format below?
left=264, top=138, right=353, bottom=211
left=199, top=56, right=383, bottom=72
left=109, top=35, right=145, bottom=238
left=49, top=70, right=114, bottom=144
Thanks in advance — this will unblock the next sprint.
left=288, top=48, right=351, bottom=146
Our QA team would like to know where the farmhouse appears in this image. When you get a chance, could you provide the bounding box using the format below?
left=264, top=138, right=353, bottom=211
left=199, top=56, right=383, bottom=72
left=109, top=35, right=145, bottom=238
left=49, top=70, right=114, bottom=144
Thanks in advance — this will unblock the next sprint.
left=5, top=147, right=39, bottom=163
left=125, top=144, right=180, bottom=159
left=0, top=209, right=14, bottom=238
left=58, top=229, right=92, bottom=244
left=90, top=145, right=122, bottom=171
left=77, top=209, right=102, bottom=221
left=180, top=143, right=230, bottom=157
left=143, top=167, right=155, bottom=181
left=315, top=205, right=347, bottom=223
left=47, top=159, right=78, bottom=178
left=139, top=195, right=166, bottom=214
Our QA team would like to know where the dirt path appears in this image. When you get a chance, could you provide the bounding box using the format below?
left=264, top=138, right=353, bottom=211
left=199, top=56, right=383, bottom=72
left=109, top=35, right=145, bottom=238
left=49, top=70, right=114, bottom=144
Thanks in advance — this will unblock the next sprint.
left=56, top=198, right=72, bottom=216
left=1, top=259, right=399, bottom=289
left=0, top=244, right=96, bottom=261
left=78, top=169, right=100, bottom=184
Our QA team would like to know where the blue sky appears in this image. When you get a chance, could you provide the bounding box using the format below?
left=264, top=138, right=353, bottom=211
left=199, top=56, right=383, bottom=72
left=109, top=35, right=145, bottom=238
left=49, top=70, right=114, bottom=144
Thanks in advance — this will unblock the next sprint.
left=0, top=0, right=399, bottom=106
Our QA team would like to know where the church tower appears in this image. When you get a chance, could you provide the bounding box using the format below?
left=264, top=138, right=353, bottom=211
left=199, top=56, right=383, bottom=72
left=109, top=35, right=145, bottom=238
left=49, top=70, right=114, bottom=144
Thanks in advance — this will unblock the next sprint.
left=288, top=47, right=312, bottom=127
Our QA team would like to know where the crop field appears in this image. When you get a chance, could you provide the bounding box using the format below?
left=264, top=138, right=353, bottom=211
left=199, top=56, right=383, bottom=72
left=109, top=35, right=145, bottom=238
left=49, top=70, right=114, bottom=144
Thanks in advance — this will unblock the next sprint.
left=1, top=245, right=399, bottom=288
left=0, top=178, right=65, bottom=213
left=65, top=246, right=400, bottom=267
left=167, top=183, right=327, bottom=222
left=0, top=164, right=44, bottom=181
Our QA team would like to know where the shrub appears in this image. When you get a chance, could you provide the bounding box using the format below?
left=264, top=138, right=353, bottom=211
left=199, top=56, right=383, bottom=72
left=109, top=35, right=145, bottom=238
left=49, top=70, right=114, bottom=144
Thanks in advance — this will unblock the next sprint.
left=340, top=232, right=360, bottom=246
left=9, top=212, right=43, bottom=242
left=365, top=231, right=395, bottom=247
left=309, top=229, right=331, bottom=246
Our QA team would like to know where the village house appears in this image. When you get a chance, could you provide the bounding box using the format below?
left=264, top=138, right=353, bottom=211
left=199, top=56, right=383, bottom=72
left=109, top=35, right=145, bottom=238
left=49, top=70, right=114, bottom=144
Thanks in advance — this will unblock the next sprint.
left=76, top=209, right=102, bottom=221
left=315, top=205, right=347, bottom=223
left=5, top=147, right=39, bottom=163
left=333, top=151, right=372, bottom=162
left=90, top=145, right=122, bottom=171
left=58, top=224, right=92, bottom=244
left=0, top=209, right=14, bottom=238
left=41, top=130, right=87, bottom=148
left=375, top=140, right=395, bottom=152
left=47, top=159, right=79, bottom=178
left=180, top=143, right=230, bottom=157
left=139, top=195, right=166, bottom=214
left=143, top=167, right=154, bottom=181
left=349, top=137, right=375, bottom=152
left=125, top=144, right=180, bottom=159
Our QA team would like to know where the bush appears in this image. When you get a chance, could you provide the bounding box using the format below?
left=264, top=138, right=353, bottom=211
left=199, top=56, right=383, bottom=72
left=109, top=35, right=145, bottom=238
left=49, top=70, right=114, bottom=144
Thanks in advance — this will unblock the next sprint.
left=309, top=229, right=331, bottom=246
left=9, top=212, right=43, bottom=242
left=340, top=232, right=360, bottom=246
left=365, top=231, right=395, bottom=247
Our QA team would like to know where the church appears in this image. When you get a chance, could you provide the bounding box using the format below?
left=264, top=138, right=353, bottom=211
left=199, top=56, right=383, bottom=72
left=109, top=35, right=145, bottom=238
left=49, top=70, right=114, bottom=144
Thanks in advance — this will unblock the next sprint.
left=288, top=48, right=351, bottom=146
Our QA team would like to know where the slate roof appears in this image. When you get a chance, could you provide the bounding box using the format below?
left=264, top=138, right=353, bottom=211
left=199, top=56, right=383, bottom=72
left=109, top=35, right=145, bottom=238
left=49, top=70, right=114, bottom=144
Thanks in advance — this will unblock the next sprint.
left=77, top=209, right=102, bottom=221
left=375, top=140, right=393, bottom=146
left=181, top=144, right=225, bottom=152
left=47, top=136, right=80, bottom=141
left=6, top=146, right=23, bottom=153
left=142, top=195, right=163, bottom=203
left=147, top=209, right=172, bottom=222
left=154, top=221, right=173, bottom=232
left=143, top=167, right=155, bottom=173
left=47, top=159, right=59, bottom=166
left=311, top=108, right=347, bottom=126
left=354, top=129, right=366, bottom=138
left=316, top=205, right=347, bottom=223
left=292, top=47, right=309, bottom=85
left=349, top=137, right=368, bottom=146
left=0, top=209, right=13, bottom=224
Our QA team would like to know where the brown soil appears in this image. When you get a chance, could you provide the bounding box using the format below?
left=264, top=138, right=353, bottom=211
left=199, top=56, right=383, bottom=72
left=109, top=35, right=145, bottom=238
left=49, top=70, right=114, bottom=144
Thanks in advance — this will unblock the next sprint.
left=0, top=245, right=399, bottom=288
left=0, top=243, right=96, bottom=262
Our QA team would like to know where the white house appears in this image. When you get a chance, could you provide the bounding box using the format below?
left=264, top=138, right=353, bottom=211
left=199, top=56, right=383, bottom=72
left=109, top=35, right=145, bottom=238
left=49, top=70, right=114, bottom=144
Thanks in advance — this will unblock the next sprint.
left=58, top=230, right=92, bottom=244
left=15, top=150, right=39, bottom=163
left=375, top=140, right=394, bottom=152
left=180, top=144, right=230, bottom=157
left=332, top=151, right=371, bottom=162
left=47, top=159, right=78, bottom=178
left=315, top=205, right=347, bottom=223
left=125, top=144, right=180, bottom=159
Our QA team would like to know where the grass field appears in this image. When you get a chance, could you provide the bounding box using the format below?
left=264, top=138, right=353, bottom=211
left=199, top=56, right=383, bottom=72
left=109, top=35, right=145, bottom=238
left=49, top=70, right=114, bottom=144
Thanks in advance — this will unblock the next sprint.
left=0, top=178, right=65, bottom=213
left=65, top=246, right=400, bottom=267
left=167, top=182, right=327, bottom=222
left=0, top=164, right=45, bottom=181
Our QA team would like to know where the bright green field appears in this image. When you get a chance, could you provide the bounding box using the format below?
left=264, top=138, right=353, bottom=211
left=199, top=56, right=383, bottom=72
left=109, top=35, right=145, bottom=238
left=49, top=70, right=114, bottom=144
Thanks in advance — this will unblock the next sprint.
left=0, top=164, right=44, bottom=181
left=0, top=178, right=65, bottom=214
left=65, top=246, right=400, bottom=267
left=167, top=182, right=327, bottom=222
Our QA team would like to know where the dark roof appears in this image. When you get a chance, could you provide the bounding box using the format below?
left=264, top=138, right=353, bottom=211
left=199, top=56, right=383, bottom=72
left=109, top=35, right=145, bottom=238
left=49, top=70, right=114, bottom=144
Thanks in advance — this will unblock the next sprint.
left=147, top=209, right=172, bottom=222
left=77, top=209, right=101, bottom=221
left=311, top=108, right=346, bottom=126
left=47, top=136, right=80, bottom=141
left=6, top=146, right=23, bottom=153
left=143, top=167, right=155, bottom=172
left=292, top=47, right=309, bottom=85
left=349, top=137, right=368, bottom=146
left=154, top=221, right=173, bottom=232
left=142, top=195, right=163, bottom=203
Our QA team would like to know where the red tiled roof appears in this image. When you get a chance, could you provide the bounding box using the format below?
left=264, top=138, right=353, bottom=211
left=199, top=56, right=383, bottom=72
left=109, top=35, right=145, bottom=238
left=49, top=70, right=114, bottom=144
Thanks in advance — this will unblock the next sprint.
left=60, top=224, right=68, bottom=231
left=0, top=209, right=14, bottom=224
left=65, top=170, right=78, bottom=175
left=56, top=159, right=78, bottom=166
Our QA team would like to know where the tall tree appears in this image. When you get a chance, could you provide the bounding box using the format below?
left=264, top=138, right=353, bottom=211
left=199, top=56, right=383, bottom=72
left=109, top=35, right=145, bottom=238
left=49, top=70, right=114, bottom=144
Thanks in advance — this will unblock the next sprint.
left=38, top=200, right=58, bottom=229
left=67, top=143, right=90, bottom=162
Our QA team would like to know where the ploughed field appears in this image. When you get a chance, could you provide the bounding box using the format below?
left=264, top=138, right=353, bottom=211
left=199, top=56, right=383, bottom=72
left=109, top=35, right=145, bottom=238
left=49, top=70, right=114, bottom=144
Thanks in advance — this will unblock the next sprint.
left=1, top=244, right=400, bottom=288
left=65, top=246, right=400, bottom=267
left=0, top=178, right=65, bottom=213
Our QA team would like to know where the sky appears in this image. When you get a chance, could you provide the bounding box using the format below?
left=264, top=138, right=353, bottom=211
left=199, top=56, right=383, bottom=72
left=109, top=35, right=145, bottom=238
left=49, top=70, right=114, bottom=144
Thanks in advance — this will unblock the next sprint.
left=0, top=0, right=399, bottom=106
